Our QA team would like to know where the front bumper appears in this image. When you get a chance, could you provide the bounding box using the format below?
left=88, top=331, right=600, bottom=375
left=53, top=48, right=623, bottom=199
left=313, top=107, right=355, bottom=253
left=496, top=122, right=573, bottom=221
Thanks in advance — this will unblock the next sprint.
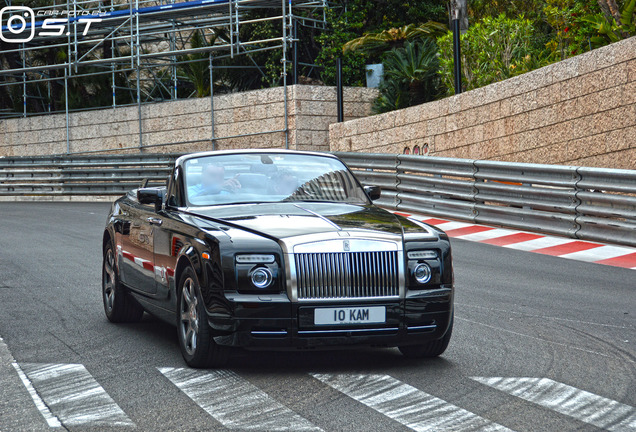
left=209, top=287, right=453, bottom=349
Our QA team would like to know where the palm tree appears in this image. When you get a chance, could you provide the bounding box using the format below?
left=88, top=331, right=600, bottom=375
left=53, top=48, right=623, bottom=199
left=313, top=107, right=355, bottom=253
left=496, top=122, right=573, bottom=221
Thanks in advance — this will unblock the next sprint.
left=373, top=39, right=440, bottom=113
left=586, top=0, right=636, bottom=44
left=178, top=30, right=218, bottom=98
left=342, top=22, right=447, bottom=55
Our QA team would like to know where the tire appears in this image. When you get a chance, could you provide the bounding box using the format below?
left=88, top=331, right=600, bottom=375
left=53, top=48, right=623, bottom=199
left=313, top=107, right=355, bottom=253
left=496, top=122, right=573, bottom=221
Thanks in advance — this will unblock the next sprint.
left=398, top=316, right=453, bottom=358
left=176, top=266, right=229, bottom=368
left=102, top=241, right=144, bottom=323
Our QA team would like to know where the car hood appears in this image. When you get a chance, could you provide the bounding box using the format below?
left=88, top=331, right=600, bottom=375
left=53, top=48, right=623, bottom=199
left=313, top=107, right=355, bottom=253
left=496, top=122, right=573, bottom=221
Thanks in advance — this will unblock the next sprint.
left=186, top=202, right=431, bottom=241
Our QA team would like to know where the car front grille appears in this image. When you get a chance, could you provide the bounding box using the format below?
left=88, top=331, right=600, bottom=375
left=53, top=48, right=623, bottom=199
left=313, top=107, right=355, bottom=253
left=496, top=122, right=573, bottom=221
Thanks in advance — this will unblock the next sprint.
left=294, top=251, right=399, bottom=300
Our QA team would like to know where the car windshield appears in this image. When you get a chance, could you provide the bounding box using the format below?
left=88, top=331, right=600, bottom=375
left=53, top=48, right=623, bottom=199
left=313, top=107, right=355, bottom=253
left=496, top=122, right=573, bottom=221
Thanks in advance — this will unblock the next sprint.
left=183, top=153, right=369, bottom=206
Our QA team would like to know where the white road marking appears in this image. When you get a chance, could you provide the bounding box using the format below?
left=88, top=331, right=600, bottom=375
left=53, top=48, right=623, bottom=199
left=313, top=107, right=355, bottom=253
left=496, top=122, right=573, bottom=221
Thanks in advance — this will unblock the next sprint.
left=472, top=377, right=636, bottom=431
left=159, top=367, right=322, bottom=431
left=503, top=236, right=573, bottom=251
left=557, top=245, right=636, bottom=262
left=18, top=363, right=133, bottom=427
left=11, top=363, right=62, bottom=428
left=431, top=221, right=475, bottom=231
left=454, top=228, right=517, bottom=242
left=311, top=373, right=514, bottom=432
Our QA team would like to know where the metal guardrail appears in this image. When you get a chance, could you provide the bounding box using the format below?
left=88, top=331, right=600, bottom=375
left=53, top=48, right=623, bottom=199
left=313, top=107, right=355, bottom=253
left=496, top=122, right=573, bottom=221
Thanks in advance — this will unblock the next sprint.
left=336, top=152, right=636, bottom=248
left=2, top=152, right=635, bottom=247
left=0, top=154, right=179, bottom=196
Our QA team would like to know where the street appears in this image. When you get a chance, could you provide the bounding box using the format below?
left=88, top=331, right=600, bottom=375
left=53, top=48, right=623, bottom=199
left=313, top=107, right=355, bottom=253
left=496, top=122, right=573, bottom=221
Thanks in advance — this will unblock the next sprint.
left=1, top=202, right=634, bottom=432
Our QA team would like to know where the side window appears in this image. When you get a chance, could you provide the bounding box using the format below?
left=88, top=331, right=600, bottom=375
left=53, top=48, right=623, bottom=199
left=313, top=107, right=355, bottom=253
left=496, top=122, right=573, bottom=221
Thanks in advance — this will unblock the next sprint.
left=166, top=167, right=183, bottom=207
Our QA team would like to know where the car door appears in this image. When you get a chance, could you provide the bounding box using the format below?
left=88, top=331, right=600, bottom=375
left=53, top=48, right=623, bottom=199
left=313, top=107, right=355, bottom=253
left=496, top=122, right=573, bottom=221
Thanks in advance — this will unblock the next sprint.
left=153, top=166, right=185, bottom=302
left=119, top=199, right=158, bottom=295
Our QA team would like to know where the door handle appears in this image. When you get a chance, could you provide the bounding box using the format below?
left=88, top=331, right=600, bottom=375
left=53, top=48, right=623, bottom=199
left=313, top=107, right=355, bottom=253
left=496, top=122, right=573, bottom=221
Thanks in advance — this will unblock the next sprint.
left=146, top=217, right=163, bottom=226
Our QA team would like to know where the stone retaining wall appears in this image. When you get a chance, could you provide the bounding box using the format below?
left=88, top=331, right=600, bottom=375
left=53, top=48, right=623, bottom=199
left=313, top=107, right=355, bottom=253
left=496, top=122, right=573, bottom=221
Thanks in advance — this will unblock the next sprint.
left=0, top=85, right=378, bottom=156
left=329, top=37, right=636, bottom=169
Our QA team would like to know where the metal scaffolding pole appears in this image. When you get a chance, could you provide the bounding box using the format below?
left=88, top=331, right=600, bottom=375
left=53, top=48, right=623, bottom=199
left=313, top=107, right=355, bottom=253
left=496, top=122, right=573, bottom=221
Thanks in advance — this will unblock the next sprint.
left=282, top=0, right=289, bottom=149
left=22, top=45, right=26, bottom=118
left=135, top=0, right=143, bottom=151
left=210, top=53, right=216, bottom=151
left=65, top=70, right=70, bottom=153
left=0, top=0, right=329, bottom=154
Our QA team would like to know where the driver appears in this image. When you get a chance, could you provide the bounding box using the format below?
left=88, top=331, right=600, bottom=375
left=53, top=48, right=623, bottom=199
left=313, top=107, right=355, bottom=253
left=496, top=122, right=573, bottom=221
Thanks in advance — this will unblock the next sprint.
left=271, top=170, right=298, bottom=196
left=189, top=164, right=241, bottom=198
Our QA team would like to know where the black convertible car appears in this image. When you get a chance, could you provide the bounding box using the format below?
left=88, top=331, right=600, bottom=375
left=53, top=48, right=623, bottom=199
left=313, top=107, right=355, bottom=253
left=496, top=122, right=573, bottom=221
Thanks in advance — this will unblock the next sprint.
left=102, top=150, right=454, bottom=367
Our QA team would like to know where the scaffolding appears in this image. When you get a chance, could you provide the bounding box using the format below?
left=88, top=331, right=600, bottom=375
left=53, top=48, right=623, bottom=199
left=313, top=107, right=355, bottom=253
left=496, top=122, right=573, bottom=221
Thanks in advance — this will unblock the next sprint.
left=0, top=0, right=329, bottom=152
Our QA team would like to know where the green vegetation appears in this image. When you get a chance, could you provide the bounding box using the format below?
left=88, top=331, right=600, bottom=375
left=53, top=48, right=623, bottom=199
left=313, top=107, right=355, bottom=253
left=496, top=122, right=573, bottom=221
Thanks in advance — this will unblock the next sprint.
left=330, top=0, right=634, bottom=112
left=437, top=14, right=551, bottom=95
left=373, top=40, right=440, bottom=113
left=1, top=0, right=634, bottom=114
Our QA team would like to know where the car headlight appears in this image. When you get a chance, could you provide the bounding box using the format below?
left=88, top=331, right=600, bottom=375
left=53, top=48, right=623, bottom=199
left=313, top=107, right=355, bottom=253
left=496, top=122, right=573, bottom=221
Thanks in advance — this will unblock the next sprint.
left=235, top=253, right=280, bottom=293
left=413, top=263, right=432, bottom=284
left=250, top=267, right=273, bottom=289
left=407, top=249, right=440, bottom=288
left=407, top=250, right=437, bottom=260
left=236, top=254, right=275, bottom=264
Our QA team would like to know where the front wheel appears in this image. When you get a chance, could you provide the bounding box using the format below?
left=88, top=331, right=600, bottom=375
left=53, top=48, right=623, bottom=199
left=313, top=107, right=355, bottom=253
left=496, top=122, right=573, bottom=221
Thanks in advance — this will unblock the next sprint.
left=177, top=267, right=229, bottom=368
left=102, top=242, right=144, bottom=323
left=398, top=316, right=453, bottom=358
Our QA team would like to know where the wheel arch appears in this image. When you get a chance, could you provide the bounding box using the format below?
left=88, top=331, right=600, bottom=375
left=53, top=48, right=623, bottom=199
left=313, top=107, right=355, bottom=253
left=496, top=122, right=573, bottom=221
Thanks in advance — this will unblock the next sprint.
left=175, top=254, right=196, bottom=291
left=103, top=228, right=113, bottom=252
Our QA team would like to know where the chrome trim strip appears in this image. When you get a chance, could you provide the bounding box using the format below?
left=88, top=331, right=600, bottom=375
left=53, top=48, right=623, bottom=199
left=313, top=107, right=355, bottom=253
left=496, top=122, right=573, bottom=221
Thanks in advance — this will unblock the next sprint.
left=293, top=238, right=398, bottom=253
left=407, top=325, right=437, bottom=331
left=298, top=327, right=399, bottom=335
left=251, top=330, right=288, bottom=336
left=297, top=295, right=400, bottom=303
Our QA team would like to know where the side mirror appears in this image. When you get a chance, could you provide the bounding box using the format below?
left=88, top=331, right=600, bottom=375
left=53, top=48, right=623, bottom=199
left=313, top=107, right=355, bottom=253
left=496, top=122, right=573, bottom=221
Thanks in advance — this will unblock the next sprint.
left=364, top=185, right=381, bottom=201
left=137, top=187, right=164, bottom=211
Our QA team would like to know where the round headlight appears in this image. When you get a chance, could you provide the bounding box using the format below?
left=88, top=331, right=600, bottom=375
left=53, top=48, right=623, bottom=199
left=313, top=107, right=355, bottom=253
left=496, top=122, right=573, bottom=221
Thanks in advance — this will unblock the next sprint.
left=413, top=263, right=432, bottom=284
left=250, top=267, right=273, bottom=289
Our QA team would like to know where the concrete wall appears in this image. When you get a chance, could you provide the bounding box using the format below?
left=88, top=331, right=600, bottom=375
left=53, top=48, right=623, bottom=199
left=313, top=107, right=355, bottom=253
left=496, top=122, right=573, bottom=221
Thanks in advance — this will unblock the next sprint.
left=330, top=36, right=636, bottom=170
left=0, top=85, right=378, bottom=156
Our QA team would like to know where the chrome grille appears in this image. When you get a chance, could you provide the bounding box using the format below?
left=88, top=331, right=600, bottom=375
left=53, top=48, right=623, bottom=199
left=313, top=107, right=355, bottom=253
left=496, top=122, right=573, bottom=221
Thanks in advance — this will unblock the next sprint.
left=295, top=251, right=399, bottom=300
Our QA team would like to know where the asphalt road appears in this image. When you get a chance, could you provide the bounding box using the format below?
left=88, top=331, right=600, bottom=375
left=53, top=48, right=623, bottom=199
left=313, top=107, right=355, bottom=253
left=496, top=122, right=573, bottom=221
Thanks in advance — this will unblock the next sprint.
left=0, top=202, right=634, bottom=432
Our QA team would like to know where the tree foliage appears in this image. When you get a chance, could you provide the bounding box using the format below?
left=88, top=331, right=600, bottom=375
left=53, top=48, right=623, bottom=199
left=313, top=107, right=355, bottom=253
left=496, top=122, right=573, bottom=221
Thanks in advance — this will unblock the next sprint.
left=437, top=14, right=552, bottom=94
left=315, top=0, right=446, bottom=86
left=585, top=0, right=636, bottom=45
left=373, top=39, right=440, bottom=113
left=342, top=22, right=447, bottom=55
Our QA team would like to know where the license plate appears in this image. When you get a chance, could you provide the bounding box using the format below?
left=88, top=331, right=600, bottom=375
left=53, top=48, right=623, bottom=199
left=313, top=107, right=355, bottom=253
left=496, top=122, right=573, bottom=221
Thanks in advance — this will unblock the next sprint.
left=314, top=306, right=386, bottom=325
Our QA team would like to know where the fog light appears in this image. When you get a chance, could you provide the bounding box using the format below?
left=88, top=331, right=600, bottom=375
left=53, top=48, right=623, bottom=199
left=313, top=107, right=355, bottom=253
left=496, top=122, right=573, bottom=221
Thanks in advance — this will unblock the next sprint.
left=250, top=267, right=273, bottom=289
left=413, top=263, right=432, bottom=284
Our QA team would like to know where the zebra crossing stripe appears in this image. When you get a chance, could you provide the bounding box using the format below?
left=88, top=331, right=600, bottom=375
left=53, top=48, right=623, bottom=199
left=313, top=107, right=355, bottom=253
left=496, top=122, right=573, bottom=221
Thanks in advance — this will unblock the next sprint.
left=311, top=373, right=514, bottom=432
left=11, top=363, right=61, bottom=428
left=17, top=363, right=134, bottom=427
left=472, top=377, right=636, bottom=431
left=158, top=367, right=322, bottom=431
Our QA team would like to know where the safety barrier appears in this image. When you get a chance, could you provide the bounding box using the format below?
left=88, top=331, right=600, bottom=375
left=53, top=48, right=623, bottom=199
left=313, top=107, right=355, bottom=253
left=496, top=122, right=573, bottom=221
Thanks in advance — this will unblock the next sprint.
left=0, top=154, right=178, bottom=196
left=1, top=152, right=634, bottom=247
left=336, top=152, right=636, bottom=248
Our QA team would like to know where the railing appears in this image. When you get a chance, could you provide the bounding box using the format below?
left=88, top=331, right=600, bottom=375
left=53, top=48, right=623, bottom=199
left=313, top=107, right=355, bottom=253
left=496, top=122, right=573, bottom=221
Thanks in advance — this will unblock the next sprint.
left=0, top=154, right=178, bottom=196
left=2, top=152, right=635, bottom=248
left=336, top=152, right=636, bottom=248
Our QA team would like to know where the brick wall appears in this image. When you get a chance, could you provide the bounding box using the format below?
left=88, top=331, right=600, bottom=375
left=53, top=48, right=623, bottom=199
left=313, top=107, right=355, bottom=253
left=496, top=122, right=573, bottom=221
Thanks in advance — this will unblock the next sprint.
left=0, top=85, right=378, bottom=156
left=329, top=36, right=636, bottom=170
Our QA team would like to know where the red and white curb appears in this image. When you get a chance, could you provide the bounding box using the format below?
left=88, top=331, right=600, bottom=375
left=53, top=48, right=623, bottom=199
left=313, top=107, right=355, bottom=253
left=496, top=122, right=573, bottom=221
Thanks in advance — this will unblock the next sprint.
left=394, top=211, right=636, bottom=270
